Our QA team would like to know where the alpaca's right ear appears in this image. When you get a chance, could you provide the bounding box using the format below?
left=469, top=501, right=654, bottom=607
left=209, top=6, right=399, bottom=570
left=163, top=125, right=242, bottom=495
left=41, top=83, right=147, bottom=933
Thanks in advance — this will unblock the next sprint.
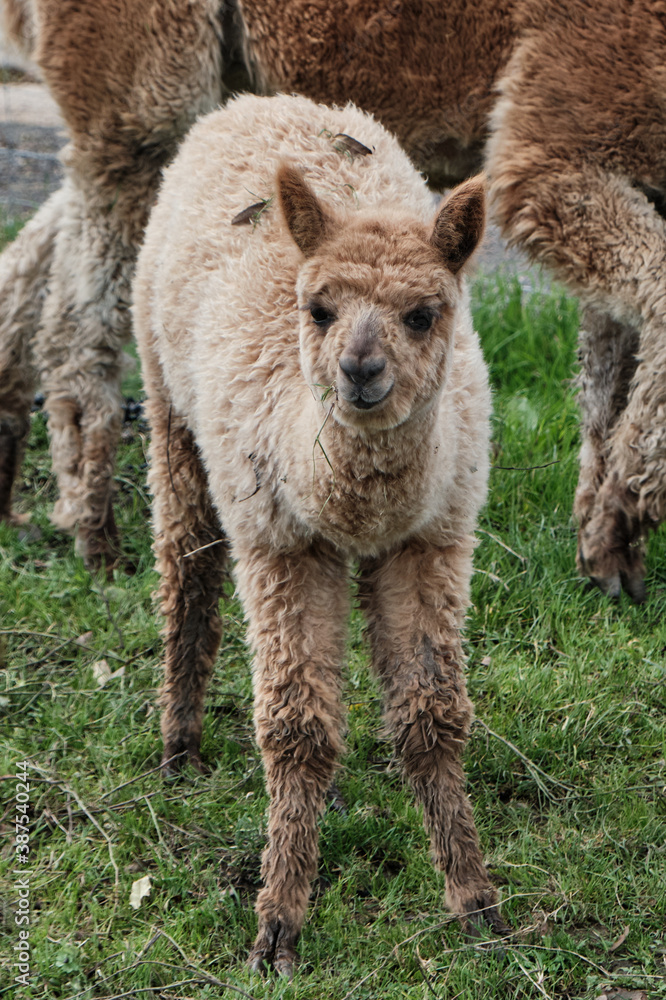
left=277, top=164, right=334, bottom=257
left=430, top=175, right=486, bottom=274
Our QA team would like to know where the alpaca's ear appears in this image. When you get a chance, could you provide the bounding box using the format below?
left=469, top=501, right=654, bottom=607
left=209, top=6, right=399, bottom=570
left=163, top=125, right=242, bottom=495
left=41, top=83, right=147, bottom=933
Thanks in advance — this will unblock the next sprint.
left=430, top=175, right=486, bottom=274
left=277, top=164, right=334, bottom=257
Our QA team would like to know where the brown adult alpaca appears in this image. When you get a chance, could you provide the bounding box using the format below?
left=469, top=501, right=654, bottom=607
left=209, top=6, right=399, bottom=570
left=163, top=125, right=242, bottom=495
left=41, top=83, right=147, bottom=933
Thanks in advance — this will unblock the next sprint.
left=0, top=0, right=226, bottom=563
left=485, top=0, right=666, bottom=602
left=0, top=0, right=513, bottom=568
left=2, top=0, right=664, bottom=600
left=133, top=93, right=504, bottom=975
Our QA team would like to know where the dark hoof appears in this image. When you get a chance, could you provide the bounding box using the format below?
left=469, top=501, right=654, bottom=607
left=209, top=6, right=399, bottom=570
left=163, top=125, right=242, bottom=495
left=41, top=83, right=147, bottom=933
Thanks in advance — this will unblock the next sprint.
left=248, top=919, right=297, bottom=979
left=589, top=573, right=622, bottom=599
left=76, top=520, right=121, bottom=578
left=465, top=905, right=511, bottom=940
left=461, top=892, right=511, bottom=950
left=248, top=950, right=293, bottom=979
left=17, top=521, right=42, bottom=543
left=160, top=747, right=208, bottom=780
left=326, top=780, right=347, bottom=814
left=621, top=571, right=646, bottom=604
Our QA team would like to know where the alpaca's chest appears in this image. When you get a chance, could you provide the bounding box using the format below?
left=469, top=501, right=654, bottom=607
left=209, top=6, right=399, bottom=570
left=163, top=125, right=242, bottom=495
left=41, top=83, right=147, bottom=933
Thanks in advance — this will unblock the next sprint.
left=283, top=450, right=440, bottom=557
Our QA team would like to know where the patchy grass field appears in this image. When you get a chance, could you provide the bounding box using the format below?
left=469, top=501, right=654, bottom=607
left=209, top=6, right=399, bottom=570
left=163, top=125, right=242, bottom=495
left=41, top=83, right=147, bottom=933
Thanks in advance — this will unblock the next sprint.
left=1, top=265, right=665, bottom=1000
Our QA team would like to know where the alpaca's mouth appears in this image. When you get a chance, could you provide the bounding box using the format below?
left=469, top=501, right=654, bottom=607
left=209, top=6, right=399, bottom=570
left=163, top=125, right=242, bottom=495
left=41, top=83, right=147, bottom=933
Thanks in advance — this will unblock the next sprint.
left=349, top=382, right=394, bottom=410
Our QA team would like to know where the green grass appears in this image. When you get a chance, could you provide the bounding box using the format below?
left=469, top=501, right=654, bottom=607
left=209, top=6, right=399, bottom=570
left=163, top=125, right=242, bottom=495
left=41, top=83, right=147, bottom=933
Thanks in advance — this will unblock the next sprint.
left=0, top=213, right=26, bottom=252
left=1, top=272, right=665, bottom=999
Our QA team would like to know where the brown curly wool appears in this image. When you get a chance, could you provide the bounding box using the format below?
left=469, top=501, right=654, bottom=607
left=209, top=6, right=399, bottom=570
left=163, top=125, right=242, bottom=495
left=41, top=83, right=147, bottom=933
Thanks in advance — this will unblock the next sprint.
left=2, top=0, right=662, bottom=597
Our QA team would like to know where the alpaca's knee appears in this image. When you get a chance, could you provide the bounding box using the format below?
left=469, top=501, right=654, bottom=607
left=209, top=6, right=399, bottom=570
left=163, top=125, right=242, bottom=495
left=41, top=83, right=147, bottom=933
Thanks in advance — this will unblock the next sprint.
left=259, top=715, right=341, bottom=796
left=385, top=641, right=473, bottom=780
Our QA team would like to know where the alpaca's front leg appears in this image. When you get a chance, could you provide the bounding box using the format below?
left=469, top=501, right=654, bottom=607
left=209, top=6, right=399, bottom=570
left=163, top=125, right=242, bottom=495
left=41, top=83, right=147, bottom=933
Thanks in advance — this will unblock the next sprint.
left=235, top=544, right=349, bottom=977
left=361, top=541, right=505, bottom=936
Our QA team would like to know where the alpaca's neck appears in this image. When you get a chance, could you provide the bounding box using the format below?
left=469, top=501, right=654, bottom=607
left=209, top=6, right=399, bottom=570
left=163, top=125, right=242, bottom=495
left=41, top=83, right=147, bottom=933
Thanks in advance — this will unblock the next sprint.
left=311, top=397, right=440, bottom=497
left=286, top=399, right=441, bottom=552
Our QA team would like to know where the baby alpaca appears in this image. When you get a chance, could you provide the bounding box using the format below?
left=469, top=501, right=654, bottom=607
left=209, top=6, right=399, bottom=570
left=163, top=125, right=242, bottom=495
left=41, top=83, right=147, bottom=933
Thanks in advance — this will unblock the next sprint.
left=133, top=93, right=502, bottom=975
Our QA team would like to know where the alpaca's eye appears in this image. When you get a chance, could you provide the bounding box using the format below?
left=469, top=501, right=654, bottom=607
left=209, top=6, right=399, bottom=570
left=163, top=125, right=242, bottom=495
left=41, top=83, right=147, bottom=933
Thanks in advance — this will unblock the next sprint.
left=310, top=305, right=335, bottom=327
left=404, top=308, right=435, bottom=334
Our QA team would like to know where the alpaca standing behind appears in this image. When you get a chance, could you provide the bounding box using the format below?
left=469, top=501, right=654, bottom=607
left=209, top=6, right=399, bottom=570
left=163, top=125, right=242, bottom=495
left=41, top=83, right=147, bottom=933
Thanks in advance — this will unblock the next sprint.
left=133, top=93, right=504, bottom=975
left=0, top=0, right=513, bottom=569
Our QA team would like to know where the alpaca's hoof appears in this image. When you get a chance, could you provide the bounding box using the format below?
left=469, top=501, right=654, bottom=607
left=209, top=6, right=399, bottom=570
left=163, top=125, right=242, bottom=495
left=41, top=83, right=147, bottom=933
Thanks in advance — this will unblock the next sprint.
left=248, top=919, right=297, bottom=979
left=76, top=520, right=121, bottom=577
left=326, top=780, right=347, bottom=814
left=1, top=510, right=31, bottom=526
left=465, top=905, right=511, bottom=940
left=80, top=547, right=120, bottom=580
left=272, top=953, right=295, bottom=979
left=160, top=745, right=208, bottom=780
left=461, top=891, right=511, bottom=945
left=589, top=573, right=622, bottom=599
left=1, top=511, right=41, bottom=542
left=621, top=570, right=646, bottom=604
left=17, top=520, right=42, bottom=543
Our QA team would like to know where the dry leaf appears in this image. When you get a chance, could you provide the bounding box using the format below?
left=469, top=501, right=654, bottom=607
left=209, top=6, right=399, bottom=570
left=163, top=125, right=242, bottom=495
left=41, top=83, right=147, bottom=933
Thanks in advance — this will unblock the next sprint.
left=92, top=661, right=125, bottom=688
left=608, top=925, right=630, bottom=952
left=129, top=875, right=152, bottom=910
left=231, top=200, right=269, bottom=225
left=332, top=133, right=373, bottom=157
left=92, top=660, right=112, bottom=687
left=481, top=655, right=492, bottom=667
left=76, top=631, right=94, bottom=646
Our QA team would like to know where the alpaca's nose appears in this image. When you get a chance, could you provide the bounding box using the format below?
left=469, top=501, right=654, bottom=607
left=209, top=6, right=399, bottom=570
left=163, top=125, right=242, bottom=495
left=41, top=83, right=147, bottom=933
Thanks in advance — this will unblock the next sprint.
left=339, top=353, right=386, bottom=385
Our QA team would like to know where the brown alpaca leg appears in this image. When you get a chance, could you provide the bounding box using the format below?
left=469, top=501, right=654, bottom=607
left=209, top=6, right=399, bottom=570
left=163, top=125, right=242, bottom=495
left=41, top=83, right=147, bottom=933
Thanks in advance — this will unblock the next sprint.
left=578, top=333, right=666, bottom=604
left=35, top=179, right=138, bottom=569
left=360, top=542, right=505, bottom=936
left=574, top=309, right=640, bottom=598
left=235, top=544, right=349, bottom=977
left=0, top=192, right=62, bottom=522
left=489, top=148, right=666, bottom=597
left=144, top=384, right=229, bottom=777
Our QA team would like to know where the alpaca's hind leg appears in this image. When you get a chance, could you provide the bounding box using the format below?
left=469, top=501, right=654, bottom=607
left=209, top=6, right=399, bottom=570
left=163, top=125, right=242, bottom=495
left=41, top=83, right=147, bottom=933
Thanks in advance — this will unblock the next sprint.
left=489, top=149, right=666, bottom=597
left=579, top=327, right=666, bottom=603
left=35, top=180, right=137, bottom=568
left=235, top=544, right=349, bottom=977
left=361, top=541, right=505, bottom=936
left=0, top=192, right=63, bottom=521
left=144, top=379, right=229, bottom=776
left=574, top=308, right=640, bottom=597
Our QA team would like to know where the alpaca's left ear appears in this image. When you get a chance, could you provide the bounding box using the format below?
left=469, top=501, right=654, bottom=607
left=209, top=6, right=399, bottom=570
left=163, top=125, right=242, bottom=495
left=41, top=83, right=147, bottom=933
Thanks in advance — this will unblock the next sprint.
left=430, top=175, right=486, bottom=274
left=277, top=164, right=335, bottom=257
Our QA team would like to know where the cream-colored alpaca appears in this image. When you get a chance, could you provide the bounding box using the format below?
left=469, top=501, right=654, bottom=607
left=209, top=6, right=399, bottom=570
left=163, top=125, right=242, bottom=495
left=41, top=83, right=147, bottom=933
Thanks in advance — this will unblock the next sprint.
left=133, top=93, right=504, bottom=975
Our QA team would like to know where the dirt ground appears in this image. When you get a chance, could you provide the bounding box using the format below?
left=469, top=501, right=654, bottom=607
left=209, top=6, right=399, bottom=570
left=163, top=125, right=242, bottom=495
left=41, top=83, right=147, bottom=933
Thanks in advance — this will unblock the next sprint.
left=0, top=66, right=66, bottom=225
